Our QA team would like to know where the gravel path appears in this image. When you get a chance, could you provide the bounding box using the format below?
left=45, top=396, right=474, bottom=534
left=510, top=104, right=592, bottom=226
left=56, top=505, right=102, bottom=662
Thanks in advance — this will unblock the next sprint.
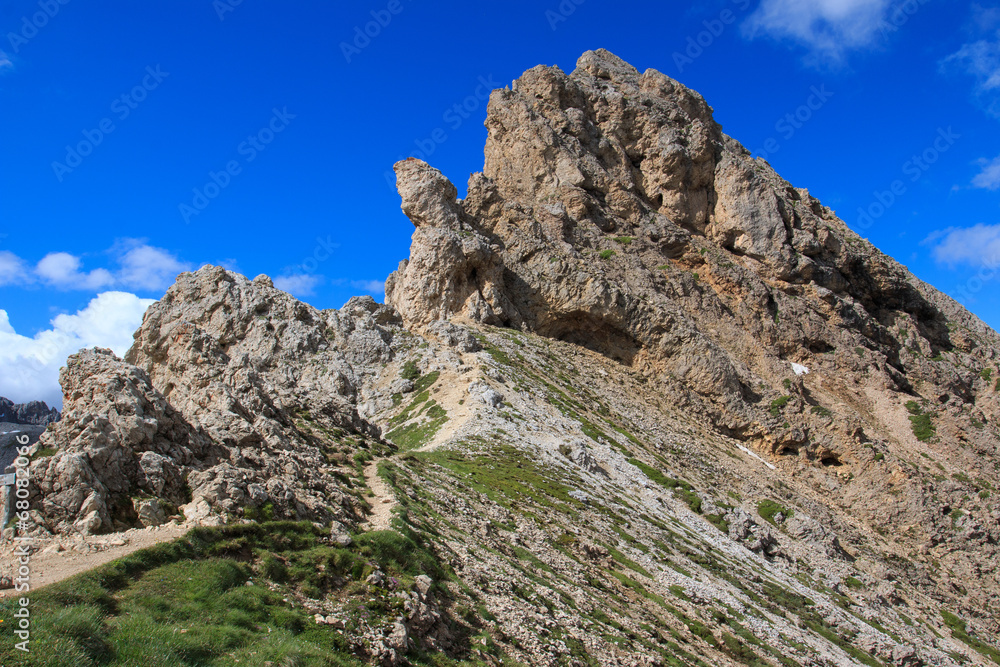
left=0, top=522, right=189, bottom=597
left=362, top=460, right=396, bottom=532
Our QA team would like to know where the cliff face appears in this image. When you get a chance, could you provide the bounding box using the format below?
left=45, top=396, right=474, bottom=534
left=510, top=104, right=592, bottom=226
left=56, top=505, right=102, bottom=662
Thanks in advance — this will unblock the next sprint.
left=16, top=50, right=1000, bottom=666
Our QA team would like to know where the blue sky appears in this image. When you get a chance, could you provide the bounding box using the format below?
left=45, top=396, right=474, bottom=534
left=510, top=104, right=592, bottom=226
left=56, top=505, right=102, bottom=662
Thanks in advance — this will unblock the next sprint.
left=2, top=0, right=1000, bottom=406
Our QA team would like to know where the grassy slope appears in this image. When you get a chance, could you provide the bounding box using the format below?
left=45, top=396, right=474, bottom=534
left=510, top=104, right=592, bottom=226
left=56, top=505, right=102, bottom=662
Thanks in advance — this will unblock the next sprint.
left=0, top=522, right=504, bottom=667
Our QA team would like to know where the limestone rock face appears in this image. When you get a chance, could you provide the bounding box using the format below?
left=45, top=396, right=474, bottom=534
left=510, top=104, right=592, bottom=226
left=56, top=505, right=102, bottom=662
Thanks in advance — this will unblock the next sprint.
left=30, top=348, right=210, bottom=534
left=386, top=48, right=1000, bottom=467
left=30, top=269, right=402, bottom=534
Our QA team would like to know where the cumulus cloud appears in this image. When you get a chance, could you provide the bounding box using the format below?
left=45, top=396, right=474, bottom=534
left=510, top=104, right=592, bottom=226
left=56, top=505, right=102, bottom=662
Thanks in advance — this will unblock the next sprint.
left=274, top=274, right=322, bottom=297
left=0, top=50, right=12, bottom=72
left=0, top=251, right=32, bottom=287
left=36, top=252, right=116, bottom=290
left=926, top=223, right=1000, bottom=268
left=972, top=156, right=1000, bottom=189
left=350, top=279, right=385, bottom=297
left=115, top=243, right=191, bottom=291
left=0, top=241, right=192, bottom=293
left=743, top=0, right=894, bottom=62
left=0, top=292, right=155, bottom=408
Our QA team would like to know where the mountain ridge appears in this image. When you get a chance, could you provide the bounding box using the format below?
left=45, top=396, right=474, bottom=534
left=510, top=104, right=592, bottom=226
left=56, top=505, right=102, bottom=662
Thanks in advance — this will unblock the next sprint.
left=3, top=49, right=999, bottom=667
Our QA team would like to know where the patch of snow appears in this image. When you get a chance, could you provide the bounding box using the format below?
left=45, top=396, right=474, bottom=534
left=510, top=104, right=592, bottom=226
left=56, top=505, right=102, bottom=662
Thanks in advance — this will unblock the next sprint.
left=735, top=443, right=777, bottom=470
left=791, top=363, right=810, bottom=376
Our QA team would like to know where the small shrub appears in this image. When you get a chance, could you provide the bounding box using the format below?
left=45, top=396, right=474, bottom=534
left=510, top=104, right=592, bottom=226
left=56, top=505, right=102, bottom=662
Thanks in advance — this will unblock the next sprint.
left=599, top=249, right=615, bottom=260
left=757, top=499, right=792, bottom=525
left=843, top=576, right=863, bottom=590
left=244, top=502, right=275, bottom=521
left=706, top=513, right=729, bottom=533
left=769, top=395, right=791, bottom=417
left=981, top=368, right=993, bottom=382
left=400, top=360, right=420, bottom=381
left=669, top=585, right=690, bottom=601
left=904, top=401, right=936, bottom=442
left=613, top=236, right=633, bottom=245
left=811, top=405, right=832, bottom=417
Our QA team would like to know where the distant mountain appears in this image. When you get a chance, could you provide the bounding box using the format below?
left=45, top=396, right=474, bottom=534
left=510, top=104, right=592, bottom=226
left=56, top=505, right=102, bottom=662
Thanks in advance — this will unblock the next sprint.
left=0, top=397, right=60, bottom=426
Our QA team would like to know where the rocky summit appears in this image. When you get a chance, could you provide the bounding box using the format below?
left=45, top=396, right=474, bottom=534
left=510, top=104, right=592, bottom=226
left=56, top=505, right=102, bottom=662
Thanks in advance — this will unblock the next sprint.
left=7, top=50, right=1000, bottom=667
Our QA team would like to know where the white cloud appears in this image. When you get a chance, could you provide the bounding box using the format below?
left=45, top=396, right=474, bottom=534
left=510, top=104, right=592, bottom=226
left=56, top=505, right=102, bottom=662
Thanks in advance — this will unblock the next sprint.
left=116, top=243, right=192, bottom=291
left=941, top=29, right=1000, bottom=117
left=743, top=0, right=893, bottom=62
left=0, top=242, right=192, bottom=293
left=274, top=274, right=322, bottom=297
left=0, top=50, right=11, bottom=72
left=0, top=292, right=155, bottom=408
left=0, top=251, right=32, bottom=287
left=972, top=156, right=1000, bottom=189
left=350, top=279, right=385, bottom=297
left=927, top=223, right=1000, bottom=267
left=36, top=252, right=116, bottom=290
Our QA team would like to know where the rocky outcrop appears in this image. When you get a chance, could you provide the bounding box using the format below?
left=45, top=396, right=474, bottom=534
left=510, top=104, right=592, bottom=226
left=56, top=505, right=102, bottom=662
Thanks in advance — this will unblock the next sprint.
left=29, top=269, right=402, bottom=534
left=0, top=397, right=59, bottom=426
left=30, top=348, right=213, bottom=534
left=387, top=49, right=1000, bottom=470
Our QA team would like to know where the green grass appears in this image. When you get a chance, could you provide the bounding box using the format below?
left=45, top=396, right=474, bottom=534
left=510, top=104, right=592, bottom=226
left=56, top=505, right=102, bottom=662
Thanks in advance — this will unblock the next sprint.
left=598, top=249, right=616, bottom=260
left=981, top=368, right=993, bottom=383
left=385, top=401, right=449, bottom=451
left=810, top=405, right=832, bottom=417
left=612, top=236, right=633, bottom=245
left=941, top=610, right=1000, bottom=664
left=32, top=446, right=58, bottom=458
left=411, top=370, right=441, bottom=395
left=400, top=360, right=420, bottom=381
left=626, top=458, right=701, bottom=512
left=417, top=443, right=581, bottom=514
left=769, top=396, right=791, bottom=417
left=904, top=401, right=936, bottom=442
left=0, top=521, right=466, bottom=666
left=757, top=499, right=792, bottom=525
left=705, top=513, right=729, bottom=533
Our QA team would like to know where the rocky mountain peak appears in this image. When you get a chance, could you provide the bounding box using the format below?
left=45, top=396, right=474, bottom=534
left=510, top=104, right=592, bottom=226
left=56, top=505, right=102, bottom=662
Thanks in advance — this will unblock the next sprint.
left=9, top=50, right=1000, bottom=667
